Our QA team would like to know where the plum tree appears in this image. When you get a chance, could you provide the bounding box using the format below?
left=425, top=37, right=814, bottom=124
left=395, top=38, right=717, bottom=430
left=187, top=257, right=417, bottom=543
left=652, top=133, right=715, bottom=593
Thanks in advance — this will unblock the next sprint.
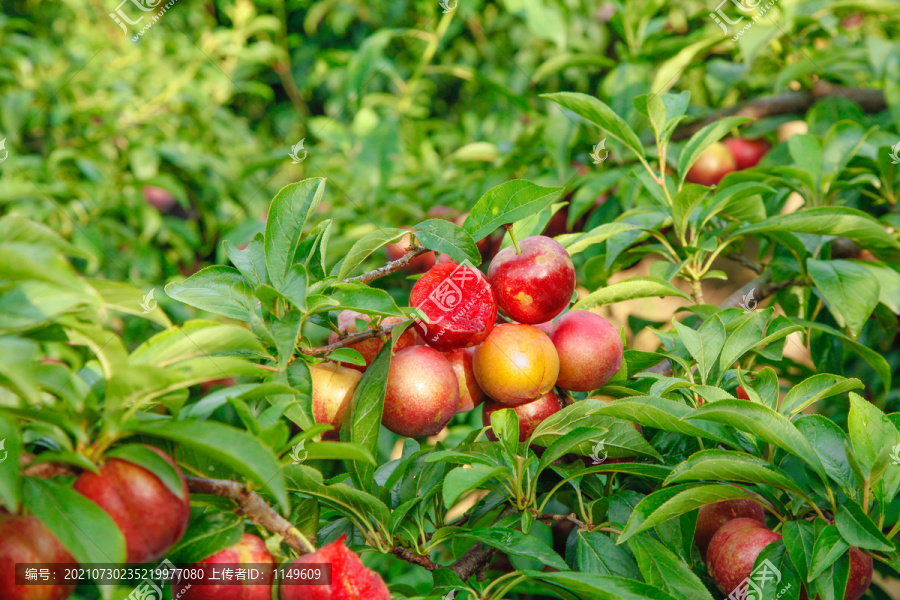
left=0, top=515, right=76, bottom=600
left=282, top=535, right=390, bottom=600
left=686, top=142, right=736, bottom=186
left=488, top=235, right=575, bottom=324
left=172, top=534, right=274, bottom=600
left=473, top=324, right=559, bottom=405
left=328, top=311, right=415, bottom=372
left=382, top=346, right=459, bottom=437
left=443, top=347, right=486, bottom=413
left=482, top=390, right=564, bottom=441
left=694, top=499, right=766, bottom=558
left=310, top=362, right=363, bottom=438
left=550, top=310, right=623, bottom=392
left=73, top=446, right=190, bottom=563
left=410, top=260, right=497, bottom=351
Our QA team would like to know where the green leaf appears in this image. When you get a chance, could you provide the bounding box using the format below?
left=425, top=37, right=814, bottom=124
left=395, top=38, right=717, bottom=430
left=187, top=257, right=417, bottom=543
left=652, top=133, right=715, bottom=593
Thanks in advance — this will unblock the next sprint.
left=336, top=228, right=406, bottom=280
left=542, top=92, right=645, bottom=159
left=781, top=374, right=863, bottom=416
left=128, top=320, right=265, bottom=367
left=0, top=413, right=22, bottom=512
left=264, top=178, right=327, bottom=288
left=169, top=509, right=243, bottom=565
left=619, top=483, right=754, bottom=543
left=24, top=477, right=126, bottom=566
left=628, top=533, right=716, bottom=600
left=460, top=527, right=569, bottom=571
left=807, top=259, right=880, bottom=338
left=685, top=400, right=827, bottom=480
left=555, top=222, right=638, bottom=255
left=573, top=277, right=689, bottom=311
left=413, top=218, right=480, bottom=266
left=677, top=116, right=754, bottom=186
left=834, top=497, right=895, bottom=552
left=795, top=415, right=857, bottom=493
left=126, top=419, right=289, bottom=512
left=808, top=525, right=850, bottom=581
left=664, top=449, right=805, bottom=495
left=443, top=464, right=510, bottom=508
left=848, top=392, right=900, bottom=473
left=672, top=316, right=725, bottom=384
left=165, top=267, right=256, bottom=321
left=463, top=180, right=565, bottom=242
left=224, top=235, right=268, bottom=287
left=340, top=343, right=390, bottom=492
left=525, top=571, right=680, bottom=600
left=300, top=441, right=376, bottom=465
left=783, top=520, right=817, bottom=583
left=105, top=444, right=186, bottom=499
left=88, top=280, right=172, bottom=327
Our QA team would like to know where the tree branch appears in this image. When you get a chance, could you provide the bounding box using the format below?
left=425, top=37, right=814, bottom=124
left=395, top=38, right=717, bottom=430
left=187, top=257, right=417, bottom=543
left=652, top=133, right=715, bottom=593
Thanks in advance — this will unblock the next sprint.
left=672, top=83, right=886, bottom=141
left=299, top=320, right=408, bottom=356
left=186, top=476, right=315, bottom=554
left=390, top=547, right=441, bottom=571
left=343, top=246, right=430, bottom=284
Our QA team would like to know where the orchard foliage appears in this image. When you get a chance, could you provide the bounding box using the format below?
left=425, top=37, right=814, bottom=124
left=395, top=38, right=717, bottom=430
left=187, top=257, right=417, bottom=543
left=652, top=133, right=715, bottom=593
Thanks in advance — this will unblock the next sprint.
left=2, top=1, right=900, bottom=600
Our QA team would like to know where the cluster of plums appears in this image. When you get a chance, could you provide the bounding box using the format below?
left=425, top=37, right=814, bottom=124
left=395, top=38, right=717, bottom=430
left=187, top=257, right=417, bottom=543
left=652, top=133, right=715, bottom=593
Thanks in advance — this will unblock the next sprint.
left=313, top=232, right=624, bottom=443
left=0, top=446, right=388, bottom=600
left=685, top=120, right=809, bottom=187
left=695, top=499, right=872, bottom=600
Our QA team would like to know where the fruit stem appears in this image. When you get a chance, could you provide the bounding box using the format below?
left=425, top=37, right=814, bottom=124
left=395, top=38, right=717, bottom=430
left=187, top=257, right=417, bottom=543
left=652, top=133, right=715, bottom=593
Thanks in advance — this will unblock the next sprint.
left=503, top=224, right=521, bottom=254
left=287, top=526, right=317, bottom=554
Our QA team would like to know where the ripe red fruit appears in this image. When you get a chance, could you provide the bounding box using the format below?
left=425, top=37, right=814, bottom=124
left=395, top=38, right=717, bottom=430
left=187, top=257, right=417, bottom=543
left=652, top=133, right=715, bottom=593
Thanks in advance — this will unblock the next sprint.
left=410, top=260, right=498, bottom=351
left=736, top=385, right=750, bottom=400
left=443, top=347, right=486, bottom=413
left=694, top=499, right=766, bottom=559
left=550, top=311, right=623, bottom=392
left=473, top=324, right=560, bottom=406
left=382, top=346, right=459, bottom=437
left=723, top=138, right=770, bottom=170
left=328, top=311, right=416, bottom=372
left=482, top=390, right=564, bottom=442
left=172, top=534, right=274, bottom=600
left=282, top=535, right=390, bottom=600
left=0, top=515, right=77, bottom=600
left=73, top=446, right=190, bottom=563
left=686, top=142, right=737, bottom=187
left=707, top=518, right=781, bottom=596
left=488, top=236, right=576, bottom=324
left=385, top=230, right=436, bottom=273
left=310, top=362, right=363, bottom=438
left=143, top=185, right=177, bottom=212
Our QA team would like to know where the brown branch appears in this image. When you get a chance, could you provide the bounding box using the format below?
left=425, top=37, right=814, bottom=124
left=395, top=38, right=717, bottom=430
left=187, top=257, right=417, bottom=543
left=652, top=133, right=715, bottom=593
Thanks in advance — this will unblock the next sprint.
left=391, top=547, right=440, bottom=571
left=672, top=82, right=886, bottom=141
left=186, top=476, right=314, bottom=555
left=534, top=512, right=586, bottom=528
left=343, top=246, right=430, bottom=284
left=21, top=454, right=78, bottom=478
left=299, top=320, right=407, bottom=356
left=451, top=543, right=498, bottom=580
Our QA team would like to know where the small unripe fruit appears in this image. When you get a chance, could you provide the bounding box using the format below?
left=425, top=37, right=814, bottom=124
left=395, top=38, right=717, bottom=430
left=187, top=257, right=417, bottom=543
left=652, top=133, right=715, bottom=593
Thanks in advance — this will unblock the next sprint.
left=723, top=138, right=770, bottom=170
left=473, top=324, right=560, bottom=406
left=282, top=535, right=390, bottom=600
left=0, top=515, right=77, bottom=600
left=488, top=236, right=576, bottom=324
left=410, top=261, right=498, bottom=351
left=382, top=346, right=459, bottom=437
left=686, top=142, right=737, bottom=187
left=73, top=447, right=190, bottom=563
left=707, top=519, right=781, bottom=595
left=443, top=347, right=486, bottom=413
left=482, top=390, right=564, bottom=442
left=310, top=362, right=363, bottom=438
left=777, top=120, right=808, bottom=143
left=328, top=311, right=415, bottom=372
left=172, top=534, right=274, bottom=600
left=550, top=311, right=623, bottom=392
left=694, top=499, right=766, bottom=559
